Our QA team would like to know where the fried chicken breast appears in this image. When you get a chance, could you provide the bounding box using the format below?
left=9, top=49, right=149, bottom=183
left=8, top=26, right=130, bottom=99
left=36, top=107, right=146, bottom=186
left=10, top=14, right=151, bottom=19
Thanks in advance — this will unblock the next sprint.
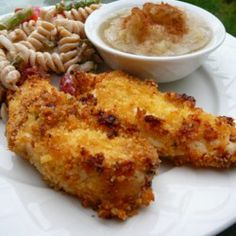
left=6, top=76, right=159, bottom=220
left=71, top=71, right=236, bottom=168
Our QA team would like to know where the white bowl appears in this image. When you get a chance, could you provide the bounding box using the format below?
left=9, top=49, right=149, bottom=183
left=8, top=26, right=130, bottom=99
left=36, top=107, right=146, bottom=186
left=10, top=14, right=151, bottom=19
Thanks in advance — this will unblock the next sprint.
left=85, top=0, right=226, bottom=82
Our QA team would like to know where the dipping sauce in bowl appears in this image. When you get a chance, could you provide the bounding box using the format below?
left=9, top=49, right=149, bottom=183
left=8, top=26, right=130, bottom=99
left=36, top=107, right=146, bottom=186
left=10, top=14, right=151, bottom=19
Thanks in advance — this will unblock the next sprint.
left=102, top=3, right=212, bottom=57
left=85, top=0, right=225, bottom=82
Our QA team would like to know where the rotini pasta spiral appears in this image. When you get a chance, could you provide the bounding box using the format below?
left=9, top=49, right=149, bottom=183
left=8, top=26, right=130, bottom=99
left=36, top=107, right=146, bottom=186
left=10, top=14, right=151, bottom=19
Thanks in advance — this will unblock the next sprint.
left=0, top=49, right=20, bottom=90
left=19, top=20, right=37, bottom=35
left=9, top=20, right=37, bottom=42
left=18, top=40, right=35, bottom=49
left=61, top=4, right=100, bottom=22
left=0, top=30, right=8, bottom=37
left=40, top=8, right=56, bottom=22
left=57, top=26, right=71, bottom=37
left=0, top=35, right=15, bottom=52
left=55, top=18, right=85, bottom=38
left=58, top=28, right=81, bottom=70
left=27, top=21, right=57, bottom=51
left=57, top=26, right=96, bottom=71
left=14, top=43, right=65, bottom=73
left=62, top=52, right=80, bottom=71
left=58, top=31, right=81, bottom=53
left=57, top=25, right=97, bottom=70
left=9, top=29, right=27, bottom=42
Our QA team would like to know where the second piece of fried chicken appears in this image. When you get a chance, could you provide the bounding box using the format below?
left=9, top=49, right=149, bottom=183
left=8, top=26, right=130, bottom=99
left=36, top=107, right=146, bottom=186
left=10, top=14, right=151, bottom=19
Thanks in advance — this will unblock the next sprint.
left=71, top=70, right=236, bottom=168
left=6, top=75, right=159, bottom=220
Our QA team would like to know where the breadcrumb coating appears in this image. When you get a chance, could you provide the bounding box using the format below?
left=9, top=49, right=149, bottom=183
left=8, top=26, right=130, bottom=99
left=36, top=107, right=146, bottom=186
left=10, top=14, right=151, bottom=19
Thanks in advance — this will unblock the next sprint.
left=72, top=71, right=236, bottom=168
left=6, top=76, right=159, bottom=220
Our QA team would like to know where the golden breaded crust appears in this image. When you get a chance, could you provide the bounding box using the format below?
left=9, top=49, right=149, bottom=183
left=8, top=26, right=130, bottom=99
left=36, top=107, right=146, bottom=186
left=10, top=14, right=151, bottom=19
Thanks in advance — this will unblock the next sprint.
left=72, top=71, right=236, bottom=168
left=6, top=76, right=159, bottom=220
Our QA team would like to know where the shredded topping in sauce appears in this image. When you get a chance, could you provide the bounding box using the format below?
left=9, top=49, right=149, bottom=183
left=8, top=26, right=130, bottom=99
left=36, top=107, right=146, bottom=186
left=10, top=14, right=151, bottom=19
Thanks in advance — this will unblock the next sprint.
left=123, top=3, right=188, bottom=42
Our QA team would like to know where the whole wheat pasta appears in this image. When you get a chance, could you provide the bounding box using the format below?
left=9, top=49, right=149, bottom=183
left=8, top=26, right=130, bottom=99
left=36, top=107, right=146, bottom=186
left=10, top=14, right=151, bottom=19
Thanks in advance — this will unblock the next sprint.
left=9, top=20, right=37, bottom=42
left=55, top=18, right=85, bottom=38
left=14, top=43, right=65, bottom=73
left=18, top=40, right=36, bottom=49
left=0, top=49, right=20, bottom=90
left=0, top=4, right=99, bottom=92
left=7, top=40, right=35, bottom=63
left=40, top=8, right=56, bottom=22
left=9, top=29, right=27, bottom=42
left=19, top=20, right=37, bottom=35
left=61, top=4, right=101, bottom=22
left=57, top=27, right=82, bottom=70
left=61, top=40, right=95, bottom=71
left=58, top=33, right=80, bottom=53
left=0, top=30, right=8, bottom=37
left=27, top=21, right=57, bottom=51
left=61, top=51, right=81, bottom=70
left=0, top=35, right=15, bottom=52
left=57, top=26, right=97, bottom=71
left=7, top=40, right=35, bottom=64
left=57, top=26, right=71, bottom=37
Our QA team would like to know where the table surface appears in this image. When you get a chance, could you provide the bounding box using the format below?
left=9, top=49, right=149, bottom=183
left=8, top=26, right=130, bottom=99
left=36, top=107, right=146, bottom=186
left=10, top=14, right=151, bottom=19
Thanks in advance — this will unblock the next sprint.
left=0, top=0, right=235, bottom=235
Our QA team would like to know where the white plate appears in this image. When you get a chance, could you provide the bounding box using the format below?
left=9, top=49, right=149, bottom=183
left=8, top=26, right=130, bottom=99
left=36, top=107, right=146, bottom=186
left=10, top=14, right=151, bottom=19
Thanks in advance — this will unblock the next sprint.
left=0, top=12, right=236, bottom=236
